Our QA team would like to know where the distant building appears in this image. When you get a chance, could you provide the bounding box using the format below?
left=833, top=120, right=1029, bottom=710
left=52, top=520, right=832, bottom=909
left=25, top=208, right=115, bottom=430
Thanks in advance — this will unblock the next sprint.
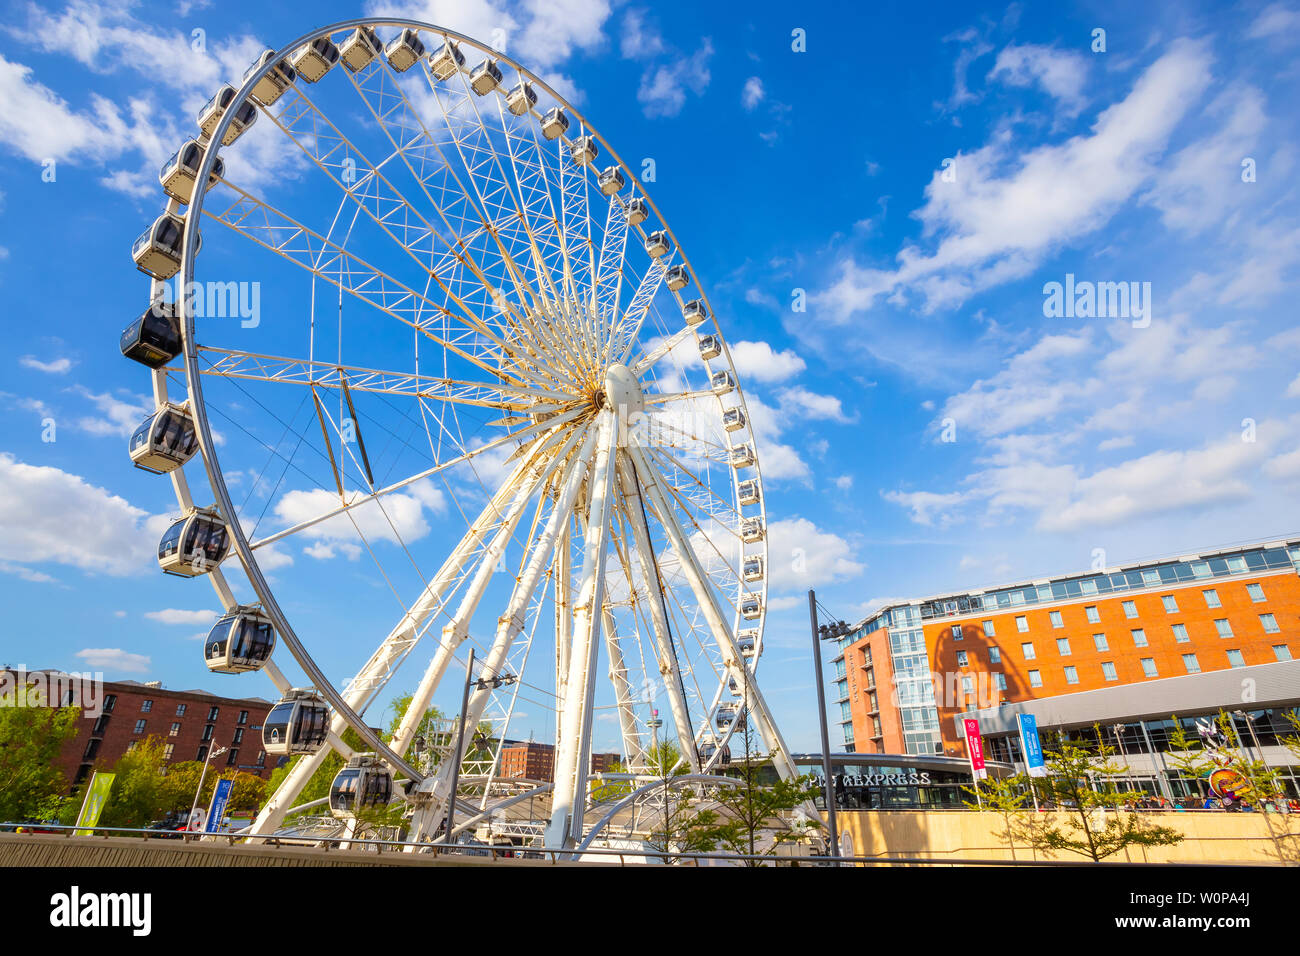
left=831, top=537, right=1300, bottom=799
left=3, top=669, right=277, bottom=788
left=497, top=740, right=620, bottom=782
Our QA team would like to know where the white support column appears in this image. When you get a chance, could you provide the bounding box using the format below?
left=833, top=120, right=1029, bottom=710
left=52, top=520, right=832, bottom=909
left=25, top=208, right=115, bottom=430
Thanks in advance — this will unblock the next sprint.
left=554, top=519, right=572, bottom=750
left=405, top=429, right=597, bottom=841
left=545, top=410, right=617, bottom=848
left=616, top=454, right=698, bottom=770
left=626, top=445, right=799, bottom=784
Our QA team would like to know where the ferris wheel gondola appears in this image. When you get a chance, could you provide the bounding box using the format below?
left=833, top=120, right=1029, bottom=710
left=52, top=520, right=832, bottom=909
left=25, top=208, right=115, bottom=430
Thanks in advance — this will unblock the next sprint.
left=204, top=606, right=276, bottom=674
left=329, top=754, right=394, bottom=817
left=263, top=689, right=329, bottom=756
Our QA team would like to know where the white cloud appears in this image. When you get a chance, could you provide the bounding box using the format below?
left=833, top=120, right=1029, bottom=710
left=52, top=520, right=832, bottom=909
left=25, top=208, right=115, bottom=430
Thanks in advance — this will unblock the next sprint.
left=729, top=340, right=806, bottom=383
left=818, top=40, right=1212, bottom=318
left=1287, top=373, right=1300, bottom=398
left=19, top=355, right=73, bottom=374
left=75, top=648, right=151, bottom=674
left=637, top=39, right=712, bottom=118
left=881, top=489, right=967, bottom=527
left=68, top=385, right=152, bottom=438
left=1247, top=3, right=1300, bottom=40
left=988, top=43, right=1088, bottom=115
left=833, top=474, right=853, bottom=490
left=765, top=517, right=864, bottom=593
left=620, top=8, right=664, bottom=59
left=0, top=454, right=165, bottom=576
left=145, top=608, right=220, bottom=627
left=777, top=385, right=855, bottom=423
left=273, top=484, right=444, bottom=549
left=742, top=76, right=764, bottom=111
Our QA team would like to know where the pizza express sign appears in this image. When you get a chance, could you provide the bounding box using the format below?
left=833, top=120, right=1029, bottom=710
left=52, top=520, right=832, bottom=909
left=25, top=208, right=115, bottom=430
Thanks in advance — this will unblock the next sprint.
left=832, top=770, right=932, bottom=789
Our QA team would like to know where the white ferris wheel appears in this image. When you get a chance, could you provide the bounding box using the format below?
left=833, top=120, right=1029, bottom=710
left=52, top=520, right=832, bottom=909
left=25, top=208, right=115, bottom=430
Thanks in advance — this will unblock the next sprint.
left=122, top=16, right=805, bottom=851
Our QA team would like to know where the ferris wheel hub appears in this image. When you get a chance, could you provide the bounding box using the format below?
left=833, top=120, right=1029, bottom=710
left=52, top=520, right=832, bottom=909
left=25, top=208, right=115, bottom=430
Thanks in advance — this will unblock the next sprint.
left=602, top=363, right=644, bottom=417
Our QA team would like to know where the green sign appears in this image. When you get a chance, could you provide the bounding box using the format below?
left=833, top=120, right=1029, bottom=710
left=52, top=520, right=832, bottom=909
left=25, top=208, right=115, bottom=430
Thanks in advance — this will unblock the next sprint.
left=74, top=771, right=116, bottom=836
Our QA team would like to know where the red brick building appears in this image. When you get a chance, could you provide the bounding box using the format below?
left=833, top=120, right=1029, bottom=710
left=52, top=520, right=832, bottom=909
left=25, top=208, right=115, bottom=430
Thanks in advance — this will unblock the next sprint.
left=497, top=740, right=620, bottom=781
left=4, top=670, right=278, bottom=788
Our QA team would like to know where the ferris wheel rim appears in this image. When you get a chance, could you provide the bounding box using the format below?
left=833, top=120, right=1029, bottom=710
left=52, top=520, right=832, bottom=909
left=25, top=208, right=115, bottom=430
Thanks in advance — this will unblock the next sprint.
left=171, top=15, right=771, bottom=790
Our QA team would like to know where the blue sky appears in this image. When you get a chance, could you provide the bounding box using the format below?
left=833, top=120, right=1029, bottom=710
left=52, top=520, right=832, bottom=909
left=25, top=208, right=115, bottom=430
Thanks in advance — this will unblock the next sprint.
left=1, top=0, right=1298, bottom=754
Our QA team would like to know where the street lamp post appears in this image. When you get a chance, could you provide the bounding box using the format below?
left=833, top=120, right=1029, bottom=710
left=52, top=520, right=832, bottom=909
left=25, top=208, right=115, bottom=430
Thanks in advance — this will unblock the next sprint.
left=444, top=648, right=516, bottom=845
left=188, top=744, right=227, bottom=833
left=809, top=589, right=850, bottom=861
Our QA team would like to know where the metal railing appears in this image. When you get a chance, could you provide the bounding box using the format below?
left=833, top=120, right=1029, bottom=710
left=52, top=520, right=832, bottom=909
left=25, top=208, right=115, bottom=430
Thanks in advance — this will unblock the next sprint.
left=0, top=822, right=1222, bottom=866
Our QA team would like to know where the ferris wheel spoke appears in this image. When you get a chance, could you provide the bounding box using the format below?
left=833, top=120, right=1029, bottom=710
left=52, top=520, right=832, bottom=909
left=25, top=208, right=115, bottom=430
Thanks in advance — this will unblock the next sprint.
left=249, top=406, right=585, bottom=551
left=252, top=83, right=558, bottom=374
left=627, top=324, right=691, bottom=376
left=626, top=444, right=796, bottom=781
left=342, top=53, right=565, bottom=369
left=608, top=255, right=671, bottom=370
left=193, top=345, right=573, bottom=408
left=202, top=183, right=540, bottom=387
left=600, top=604, right=648, bottom=769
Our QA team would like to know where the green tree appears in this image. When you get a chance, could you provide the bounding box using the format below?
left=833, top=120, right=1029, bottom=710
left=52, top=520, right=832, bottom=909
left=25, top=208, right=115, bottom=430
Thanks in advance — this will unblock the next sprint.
left=964, top=772, right=1033, bottom=861
left=0, top=688, right=79, bottom=823
left=1165, top=716, right=1215, bottom=799
left=1023, top=728, right=1183, bottom=862
left=99, top=736, right=170, bottom=829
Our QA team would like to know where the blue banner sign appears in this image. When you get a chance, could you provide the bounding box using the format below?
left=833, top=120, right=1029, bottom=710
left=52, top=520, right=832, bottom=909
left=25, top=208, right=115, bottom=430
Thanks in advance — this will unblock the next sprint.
left=1018, top=713, right=1047, bottom=778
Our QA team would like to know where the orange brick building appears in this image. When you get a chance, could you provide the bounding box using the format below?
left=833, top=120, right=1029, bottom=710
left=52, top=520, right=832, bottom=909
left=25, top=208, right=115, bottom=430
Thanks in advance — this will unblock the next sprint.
left=834, top=538, right=1300, bottom=759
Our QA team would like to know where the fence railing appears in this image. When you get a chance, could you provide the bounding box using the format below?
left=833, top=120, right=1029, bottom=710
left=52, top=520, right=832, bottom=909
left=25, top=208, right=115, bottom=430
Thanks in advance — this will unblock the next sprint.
left=0, top=822, right=1221, bottom=867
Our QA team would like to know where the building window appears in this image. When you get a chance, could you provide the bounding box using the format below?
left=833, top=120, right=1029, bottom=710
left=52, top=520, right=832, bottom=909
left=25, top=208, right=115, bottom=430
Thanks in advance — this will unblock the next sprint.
left=83, top=738, right=101, bottom=759
left=256, top=751, right=266, bottom=767
left=1049, top=611, right=1063, bottom=628
left=1172, top=623, right=1189, bottom=643
left=207, top=706, right=220, bottom=721
left=233, top=728, right=244, bottom=745
left=956, top=650, right=968, bottom=667
left=1028, top=669, right=1042, bottom=688
left=1016, top=616, right=1028, bottom=632
left=141, top=699, right=153, bottom=713
left=1215, top=618, right=1233, bottom=638
left=1140, top=658, right=1158, bottom=678
left=1246, top=583, right=1265, bottom=602
left=196, top=746, right=208, bottom=762
left=982, top=620, right=995, bottom=636
left=994, top=673, right=1007, bottom=691
left=1203, top=589, right=1221, bottom=609
left=1132, top=629, right=1147, bottom=647
left=169, top=722, right=181, bottom=737
left=1063, top=665, right=1079, bottom=684
left=1122, top=600, right=1137, bottom=619
left=133, top=719, right=146, bottom=734
left=176, top=703, right=187, bottom=716
left=988, top=647, right=1001, bottom=664
left=92, top=714, right=110, bottom=735
left=202, top=724, right=214, bottom=742
left=952, top=624, right=963, bottom=640
left=226, top=749, right=239, bottom=766
left=1161, top=595, right=1179, bottom=613
left=1275, top=645, right=1293, bottom=662
left=962, top=676, right=974, bottom=696
left=1093, top=633, right=1108, bottom=652
left=164, top=744, right=175, bottom=760
left=1056, top=637, right=1071, bottom=656
left=1101, top=661, right=1118, bottom=682
left=1226, top=649, right=1246, bottom=668
left=126, top=741, right=137, bottom=752
left=1021, top=642, right=1036, bottom=660
left=103, top=695, right=116, bottom=713
left=1260, top=613, right=1279, bottom=634
left=1085, top=605, right=1100, bottom=624
left=1182, top=653, right=1200, bottom=673
left=237, top=710, right=249, bottom=725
